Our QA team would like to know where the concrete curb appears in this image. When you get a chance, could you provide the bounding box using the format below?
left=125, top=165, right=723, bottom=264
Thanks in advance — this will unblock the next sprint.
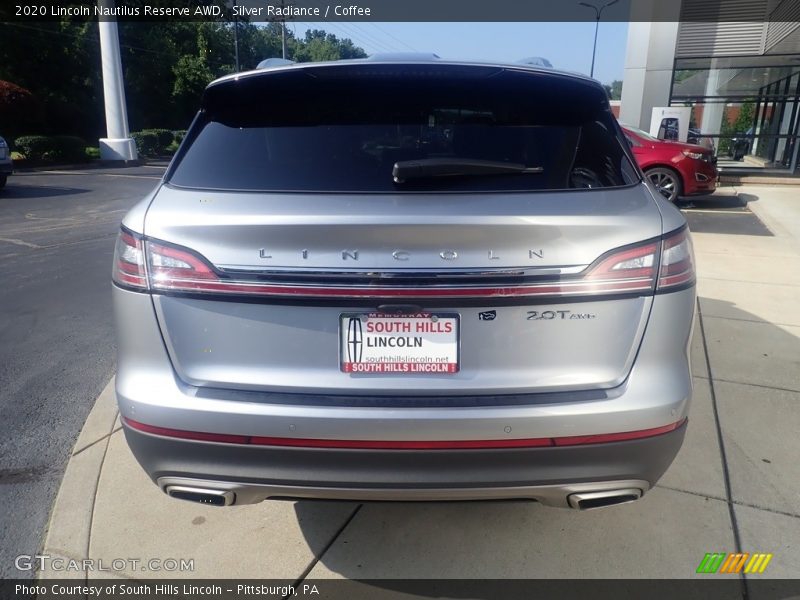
left=38, top=377, right=118, bottom=580
left=719, top=175, right=800, bottom=186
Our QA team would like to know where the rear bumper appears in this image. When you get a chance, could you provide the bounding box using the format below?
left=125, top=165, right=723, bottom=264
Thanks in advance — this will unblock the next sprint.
left=123, top=420, right=686, bottom=506
left=114, top=283, right=695, bottom=504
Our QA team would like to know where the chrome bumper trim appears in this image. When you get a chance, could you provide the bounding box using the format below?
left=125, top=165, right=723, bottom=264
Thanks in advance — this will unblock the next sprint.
left=157, top=477, right=650, bottom=508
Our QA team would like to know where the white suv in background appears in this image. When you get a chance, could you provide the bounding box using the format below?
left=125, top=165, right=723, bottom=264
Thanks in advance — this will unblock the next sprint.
left=0, top=136, right=12, bottom=189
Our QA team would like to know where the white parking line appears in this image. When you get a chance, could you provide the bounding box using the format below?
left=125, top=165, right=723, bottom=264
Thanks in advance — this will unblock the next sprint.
left=0, top=237, right=43, bottom=249
left=26, top=170, right=164, bottom=179
left=681, top=209, right=750, bottom=215
left=101, top=174, right=162, bottom=180
left=36, top=171, right=91, bottom=175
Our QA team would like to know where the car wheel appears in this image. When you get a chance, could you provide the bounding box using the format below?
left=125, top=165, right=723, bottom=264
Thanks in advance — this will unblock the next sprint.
left=0, top=176, right=6, bottom=189
left=646, top=167, right=683, bottom=203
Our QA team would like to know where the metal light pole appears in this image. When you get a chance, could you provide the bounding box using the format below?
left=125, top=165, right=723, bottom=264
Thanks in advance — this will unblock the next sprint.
left=280, top=0, right=287, bottom=59
left=97, top=0, right=137, bottom=161
left=578, top=0, right=619, bottom=78
left=232, top=0, right=240, bottom=71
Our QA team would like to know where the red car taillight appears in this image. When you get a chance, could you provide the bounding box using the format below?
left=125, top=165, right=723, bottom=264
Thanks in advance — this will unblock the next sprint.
left=112, top=226, right=694, bottom=297
left=112, top=229, right=147, bottom=289
left=584, top=240, right=658, bottom=291
left=657, top=228, right=695, bottom=291
left=112, top=228, right=221, bottom=292
left=147, top=241, right=218, bottom=291
left=584, top=226, right=695, bottom=293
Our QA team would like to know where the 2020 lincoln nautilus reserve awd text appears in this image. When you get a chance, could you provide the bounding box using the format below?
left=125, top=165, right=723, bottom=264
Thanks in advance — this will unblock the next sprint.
left=113, top=56, right=696, bottom=510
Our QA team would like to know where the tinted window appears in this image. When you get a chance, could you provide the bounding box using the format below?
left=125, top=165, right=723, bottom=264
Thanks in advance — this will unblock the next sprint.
left=169, top=65, right=638, bottom=193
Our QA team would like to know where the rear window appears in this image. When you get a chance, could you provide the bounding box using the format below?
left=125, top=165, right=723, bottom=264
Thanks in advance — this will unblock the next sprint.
left=168, top=65, right=639, bottom=193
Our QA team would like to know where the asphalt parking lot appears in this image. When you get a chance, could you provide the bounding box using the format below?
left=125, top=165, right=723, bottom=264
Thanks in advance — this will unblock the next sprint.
left=2, top=167, right=799, bottom=594
left=0, top=164, right=166, bottom=578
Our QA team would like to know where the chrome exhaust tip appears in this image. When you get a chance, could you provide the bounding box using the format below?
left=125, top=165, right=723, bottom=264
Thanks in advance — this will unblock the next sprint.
left=165, top=485, right=234, bottom=506
left=567, top=488, right=642, bottom=510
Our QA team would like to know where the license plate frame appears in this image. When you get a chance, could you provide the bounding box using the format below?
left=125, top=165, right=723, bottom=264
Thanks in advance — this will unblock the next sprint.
left=339, top=312, right=460, bottom=375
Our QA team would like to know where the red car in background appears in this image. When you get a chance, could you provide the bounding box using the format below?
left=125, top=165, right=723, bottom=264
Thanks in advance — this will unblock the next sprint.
left=621, top=124, right=718, bottom=203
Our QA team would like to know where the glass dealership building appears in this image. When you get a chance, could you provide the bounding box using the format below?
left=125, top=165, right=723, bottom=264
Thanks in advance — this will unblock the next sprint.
left=620, top=0, right=800, bottom=175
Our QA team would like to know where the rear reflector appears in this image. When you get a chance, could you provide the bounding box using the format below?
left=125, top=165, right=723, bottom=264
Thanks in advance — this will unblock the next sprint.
left=123, top=417, right=686, bottom=449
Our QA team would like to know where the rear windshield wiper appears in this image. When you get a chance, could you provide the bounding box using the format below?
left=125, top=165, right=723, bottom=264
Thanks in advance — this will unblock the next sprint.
left=392, top=158, right=544, bottom=184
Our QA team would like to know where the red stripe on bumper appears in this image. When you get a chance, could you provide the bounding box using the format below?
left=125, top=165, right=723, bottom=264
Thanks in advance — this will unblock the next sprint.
left=123, top=417, right=686, bottom=450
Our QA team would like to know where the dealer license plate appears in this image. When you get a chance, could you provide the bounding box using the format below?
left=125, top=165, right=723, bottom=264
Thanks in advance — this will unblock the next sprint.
left=340, top=313, right=459, bottom=374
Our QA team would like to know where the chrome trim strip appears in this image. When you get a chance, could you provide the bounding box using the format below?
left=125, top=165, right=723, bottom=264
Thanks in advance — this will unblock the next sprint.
left=158, top=477, right=650, bottom=508
left=216, top=265, right=589, bottom=278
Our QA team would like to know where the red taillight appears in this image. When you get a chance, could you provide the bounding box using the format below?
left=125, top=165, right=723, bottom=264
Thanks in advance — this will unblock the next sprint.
left=112, top=229, right=147, bottom=289
left=657, top=228, right=695, bottom=291
left=584, top=241, right=658, bottom=290
left=112, top=228, right=694, bottom=298
left=147, top=241, right=220, bottom=292
left=129, top=240, right=661, bottom=299
left=582, top=227, right=695, bottom=295
left=112, top=229, right=224, bottom=293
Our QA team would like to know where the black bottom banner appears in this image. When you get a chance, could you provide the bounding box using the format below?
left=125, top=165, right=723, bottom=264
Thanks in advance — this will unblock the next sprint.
left=3, top=579, right=800, bottom=600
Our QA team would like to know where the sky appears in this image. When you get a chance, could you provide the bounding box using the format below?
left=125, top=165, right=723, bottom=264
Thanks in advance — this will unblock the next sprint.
left=287, top=21, right=630, bottom=84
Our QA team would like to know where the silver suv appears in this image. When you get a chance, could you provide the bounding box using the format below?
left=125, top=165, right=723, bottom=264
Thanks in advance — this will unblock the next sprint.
left=113, top=58, right=695, bottom=510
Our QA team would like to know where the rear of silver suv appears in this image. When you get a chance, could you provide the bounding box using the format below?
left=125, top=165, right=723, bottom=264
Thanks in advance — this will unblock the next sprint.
left=113, top=59, right=695, bottom=510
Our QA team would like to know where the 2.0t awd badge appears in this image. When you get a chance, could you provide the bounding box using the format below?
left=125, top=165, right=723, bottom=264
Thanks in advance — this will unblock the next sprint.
left=527, top=310, right=597, bottom=320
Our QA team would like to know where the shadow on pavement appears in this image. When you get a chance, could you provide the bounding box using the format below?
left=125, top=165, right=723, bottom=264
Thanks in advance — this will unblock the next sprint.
left=679, top=192, right=772, bottom=236
left=287, top=296, right=799, bottom=592
left=0, top=183, right=90, bottom=199
left=677, top=190, right=759, bottom=210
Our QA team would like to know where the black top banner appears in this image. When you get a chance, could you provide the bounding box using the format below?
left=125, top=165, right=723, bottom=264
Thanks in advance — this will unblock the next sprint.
left=1, top=0, right=797, bottom=22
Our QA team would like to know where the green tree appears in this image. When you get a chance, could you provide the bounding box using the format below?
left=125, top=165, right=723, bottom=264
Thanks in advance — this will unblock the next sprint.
left=170, top=23, right=230, bottom=118
left=718, top=106, right=733, bottom=155
left=172, top=56, right=214, bottom=112
left=234, top=22, right=285, bottom=70
left=0, top=21, right=102, bottom=138
left=0, top=21, right=365, bottom=139
left=733, top=102, right=755, bottom=133
left=292, top=29, right=367, bottom=63
left=0, top=80, right=42, bottom=140
left=120, top=22, right=235, bottom=128
left=716, top=102, right=756, bottom=156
